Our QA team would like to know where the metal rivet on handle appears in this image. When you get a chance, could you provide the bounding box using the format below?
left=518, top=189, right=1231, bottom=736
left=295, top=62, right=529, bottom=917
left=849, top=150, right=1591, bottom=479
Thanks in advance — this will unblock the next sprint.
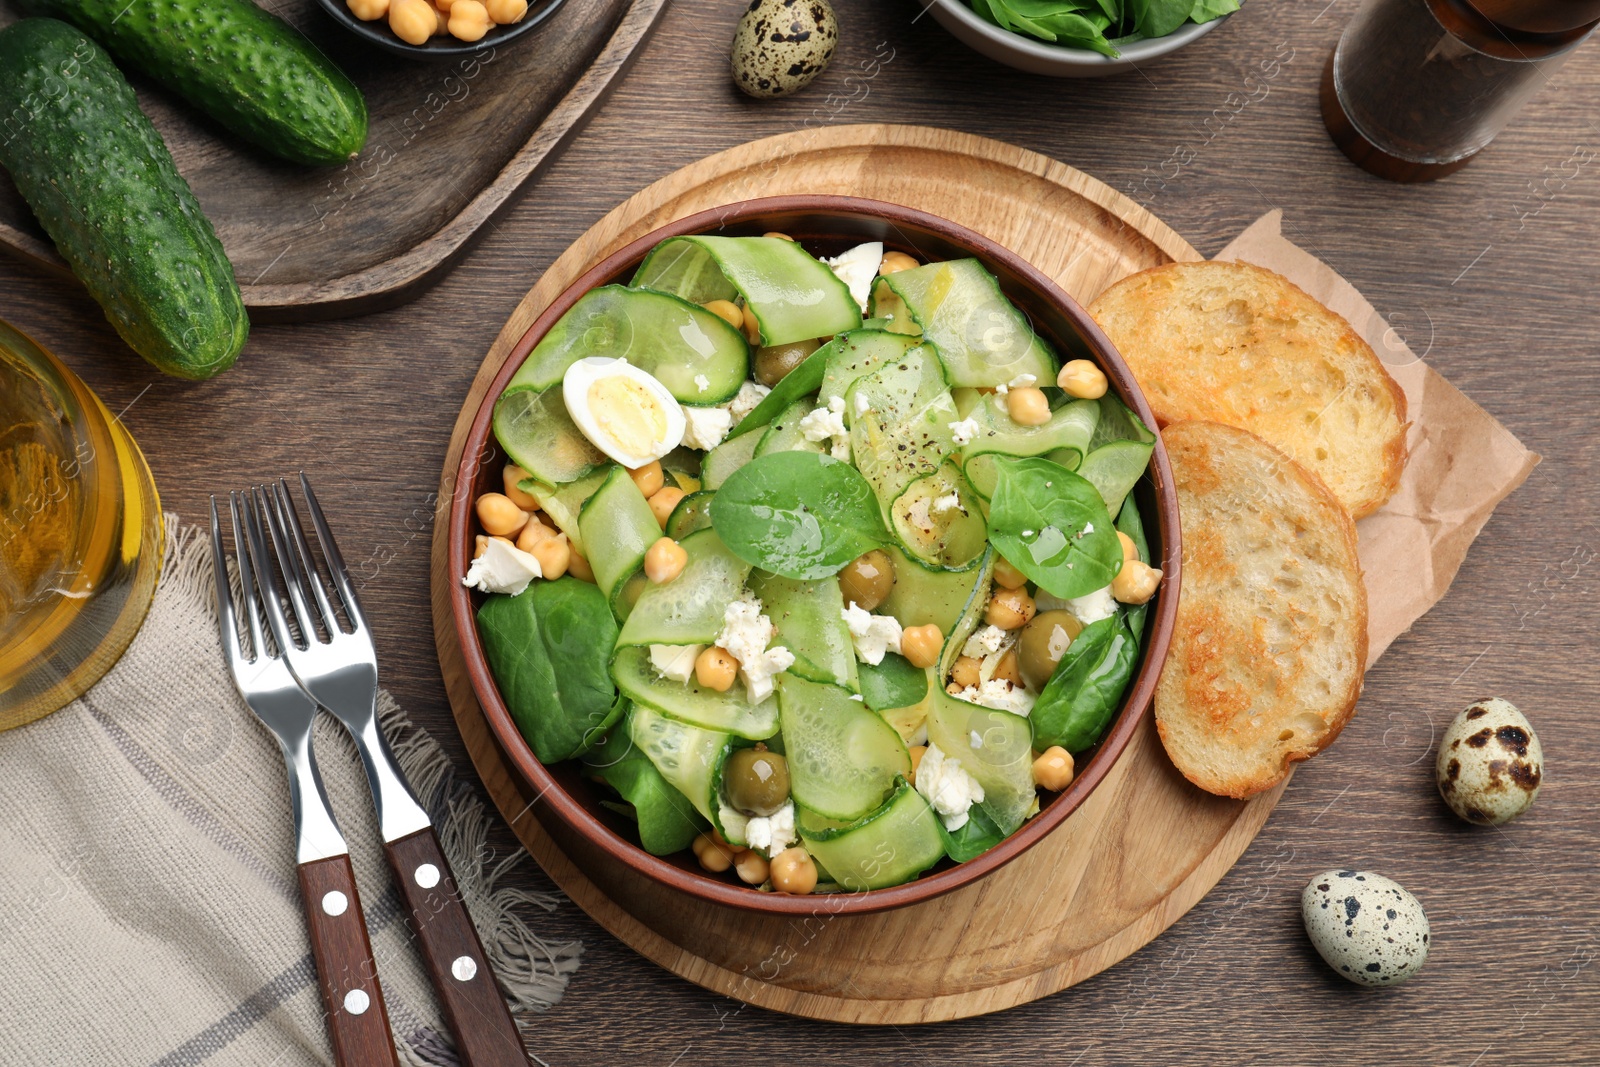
left=321, top=891, right=348, bottom=917
left=451, top=955, right=478, bottom=982
left=414, top=863, right=440, bottom=889
left=343, top=989, right=370, bottom=1016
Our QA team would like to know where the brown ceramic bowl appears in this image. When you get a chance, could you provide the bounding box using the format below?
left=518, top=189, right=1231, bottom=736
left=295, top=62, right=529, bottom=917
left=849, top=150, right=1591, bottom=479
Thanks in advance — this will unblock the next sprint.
left=448, top=195, right=1181, bottom=916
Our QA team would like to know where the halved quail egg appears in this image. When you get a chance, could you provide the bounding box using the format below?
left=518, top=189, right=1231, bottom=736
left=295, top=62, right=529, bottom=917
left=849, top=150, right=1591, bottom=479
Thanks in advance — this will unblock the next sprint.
left=562, top=357, right=685, bottom=468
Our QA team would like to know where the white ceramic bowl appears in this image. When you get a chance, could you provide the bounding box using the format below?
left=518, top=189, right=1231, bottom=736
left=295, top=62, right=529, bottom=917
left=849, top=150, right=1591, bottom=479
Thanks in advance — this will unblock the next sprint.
left=928, top=0, right=1230, bottom=77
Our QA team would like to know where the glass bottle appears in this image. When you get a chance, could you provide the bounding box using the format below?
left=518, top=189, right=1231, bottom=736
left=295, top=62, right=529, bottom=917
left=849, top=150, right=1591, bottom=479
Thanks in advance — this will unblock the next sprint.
left=0, top=319, right=162, bottom=730
left=1322, top=0, right=1600, bottom=181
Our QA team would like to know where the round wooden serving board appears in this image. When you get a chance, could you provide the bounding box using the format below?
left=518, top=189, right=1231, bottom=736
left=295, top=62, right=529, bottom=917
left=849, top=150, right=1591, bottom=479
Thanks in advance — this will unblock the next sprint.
left=429, top=124, right=1289, bottom=1024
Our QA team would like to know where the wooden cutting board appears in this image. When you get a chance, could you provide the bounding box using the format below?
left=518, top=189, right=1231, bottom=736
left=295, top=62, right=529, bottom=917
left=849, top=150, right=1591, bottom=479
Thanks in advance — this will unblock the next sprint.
left=0, top=0, right=666, bottom=321
left=428, top=124, right=1289, bottom=1024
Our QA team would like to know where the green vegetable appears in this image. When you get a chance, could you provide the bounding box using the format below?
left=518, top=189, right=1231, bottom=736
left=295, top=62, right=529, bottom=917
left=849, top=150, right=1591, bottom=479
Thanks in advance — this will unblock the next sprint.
left=729, top=340, right=833, bottom=438
left=846, top=345, right=959, bottom=523
left=494, top=387, right=605, bottom=488
left=925, top=686, right=1036, bottom=835
left=987, top=457, right=1122, bottom=600
left=857, top=652, right=928, bottom=713
left=939, top=802, right=1003, bottom=863
left=711, top=451, right=891, bottom=580
left=817, top=329, right=923, bottom=408
left=505, top=285, right=749, bottom=404
left=1029, top=616, right=1138, bottom=753
left=749, top=572, right=859, bottom=691
left=778, top=674, right=909, bottom=821
left=890, top=460, right=987, bottom=569
left=0, top=20, right=247, bottom=379
left=878, top=546, right=985, bottom=635
left=477, top=578, right=624, bottom=764
left=1078, top=395, right=1155, bottom=516
left=797, top=779, right=945, bottom=890
left=701, top=429, right=761, bottom=489
left=665, top=490, right=716, bottom=540
left=585, top=726, right=706, bottom=855
left=1115, top=495, right=1152, bottom=641
left=577, top=466, right=661, bottom=605
left=616, top=529, right=749, bottom=647
left=627, top=704, right=732, bottom=822
left=973, top=0, right=1239, bottom=56
left=21, top=0, right=367, bottom=165
left=610, top=646, right=779, bottom=740
left=960, top=396, right=1099, bottom=498
left=754, top=397, right=827, bottom=458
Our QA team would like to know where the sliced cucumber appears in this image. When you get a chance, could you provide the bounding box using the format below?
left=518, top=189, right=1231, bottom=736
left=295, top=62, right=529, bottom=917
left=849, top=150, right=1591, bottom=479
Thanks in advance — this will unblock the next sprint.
left=665, top=489, right=716, bottom=540
left=578, top=466, right=662, bottom=607
left=798, top=780, right=945, bottom=890
left=846, top=346, right=958, bottom=523
left=617, top=529, right=750, bottom=647
left=611, top=646, right=779, bottom=740
left=702, top=429, right=761, bottom=490
left=748, top=572, right=858, bottom=691
left=878, top=546, right=984, bottom=635
left=1088, top=392, right=1156, bottom=450
left=937, top=548, right=996, bottom=680
left=778, top=674, right=909, bottom=822
left=890, top=460, right=987, bottom=569
left=664, top=468, right=702, bottom=494
left=925, top=686, right=1035, bottom=836
left=730, top=341, right=832, bottom=439
left=627, top=704, right=732, bottom=823
left=632, top=236, right=862, bottom=347
left=1078, top=439, right=1155, bottom=518
left=817, top=329, right=923, bottom=409
left=960, top=397, right=1099, bottom=499
left=754, top=397, right=828, bottom=458
left=612, top=570, right=648, bottom=622
left=493, top=386, right=604, bottom=488
left=505, top=285, right=748, bottom=404
left=525, top=466, right=609, bottom=555
left=868, top=259, right=1056, bottom=388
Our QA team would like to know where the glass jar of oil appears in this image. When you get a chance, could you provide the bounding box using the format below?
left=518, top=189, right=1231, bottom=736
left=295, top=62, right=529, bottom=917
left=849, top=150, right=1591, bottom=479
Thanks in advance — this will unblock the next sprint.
left=0, top=320, right=161, bottom=729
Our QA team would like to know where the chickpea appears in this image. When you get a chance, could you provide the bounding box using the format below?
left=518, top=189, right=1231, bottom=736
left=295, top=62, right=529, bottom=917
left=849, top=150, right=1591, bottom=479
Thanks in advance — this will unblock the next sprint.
left=388, top=0, right=436, bottom=43
left=993, top=647, right=1023, bottom=686
left=1057, top=359, right=1108, bottom=400
left=515, top=516, right=553, bottom=553
left=986, top=586, right=1037, bottom=630
left=1118, top=530, right=1139, bottom=563
left=769, top=847, right=818, bottom=895
left=753, top=337, right=820, bottom=387
left=762, top=231, right=796, bottom=242
left=950, top=655, right=982, bottom=689
left=346, top=0, right=388, bottom=20
left=648, top=486, right=685, bottom=528
left=476, top=492, right=529, bottom=537
left=691, top=831, right=735, bottom=873
left=473, top=534, right=490, bottom=559
left=1033, top=746, right=1075, bottom=791
left=740, top=303, right=762, bottom=345
left=432, top=5, right=450, bottom=32
left=566, top=549, right=595, bottom=583
left=485, top=0, right=525, bottom=22
left=644, top=537, right=687, bottom=584
left=992, top=556, right=1029, bottom=590
left=907, top=745, right=927, bottom=784
left=901, top=624, right=943, bottom=669
left=878, top=251, right=919, bottom=275
left=733, top=849, right=770, bottom=886
left=839, top=549, right=895, bottom=612
left=1006, top=386, right=1051, bottom=426
left=702, top=299, right=743, bottom=329
left=628, top=460, right=664, bottom=498
left=447, top=0, right=491, bottom=40
left=695, top=646, right=739, bottom=692
left=1112, top=559, right=1163, bottom=604
left=529, top=533, right=570, bottom=580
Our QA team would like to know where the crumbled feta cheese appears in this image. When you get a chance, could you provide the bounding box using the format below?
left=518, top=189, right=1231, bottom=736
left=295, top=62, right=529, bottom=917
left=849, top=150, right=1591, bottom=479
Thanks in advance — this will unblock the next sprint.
left=694, top=373, right=711, bottom=394
left=948, top=417, right=980, bottom=446
left=717, top=590, right=794, bottom=702
left=1067, top=584, right=1118, bottom=626
left=799, top=395, right=851, bottom=461
left=743, top=800, right=798, bottom=858
left=649, top=644, right=703, bottom=683
left=681, top=404, right=734, bottom=450
left=932, top=492, right=963, bottom=515
left=461, top=538, right=541, bottom=596
left=1081, top=522, right=1095, bottom=536
left=727, top=380, right=772, bottom=423
left=841, top=602, right=903, bottom=665
left=916, top=743, right=986, bottom=831
left=1007, top=373, right=1037, bottom=389
left=962, top=624, right=1010, bottom=660
left=951, top=679, right=1036, bottom=716
left=821, top=241, right=884, bottom=312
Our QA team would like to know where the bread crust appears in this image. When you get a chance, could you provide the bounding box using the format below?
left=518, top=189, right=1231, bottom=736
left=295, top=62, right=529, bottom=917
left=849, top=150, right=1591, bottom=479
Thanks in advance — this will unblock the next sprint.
left=1154, top=421, right=1367, bottom=799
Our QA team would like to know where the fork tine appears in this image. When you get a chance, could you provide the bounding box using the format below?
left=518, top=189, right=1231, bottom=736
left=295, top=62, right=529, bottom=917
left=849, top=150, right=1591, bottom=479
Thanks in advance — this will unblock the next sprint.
left=245, top=484, right=308, bottom=654
left=273, top=478, right=344, bottom=638
left=228, top=492, right=267, bottom=662
left=208, top=495, right=244, bottom=666
left=296, top=472, right=368, bottom=633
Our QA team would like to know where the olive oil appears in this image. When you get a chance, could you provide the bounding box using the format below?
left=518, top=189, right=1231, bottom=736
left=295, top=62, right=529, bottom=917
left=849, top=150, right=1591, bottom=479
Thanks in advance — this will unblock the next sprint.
left=0, top=320, right=161, bottom=729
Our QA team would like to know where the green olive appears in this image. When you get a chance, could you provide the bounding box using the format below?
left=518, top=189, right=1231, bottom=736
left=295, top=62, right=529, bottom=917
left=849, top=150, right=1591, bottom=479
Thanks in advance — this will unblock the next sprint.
left=839, top=549, right=895, bottom=612
left=752, top=337, right=821, bottom=386
left=1017, top=610, right=1083, bottom=691
left=724, top=748, right=790, bottom=817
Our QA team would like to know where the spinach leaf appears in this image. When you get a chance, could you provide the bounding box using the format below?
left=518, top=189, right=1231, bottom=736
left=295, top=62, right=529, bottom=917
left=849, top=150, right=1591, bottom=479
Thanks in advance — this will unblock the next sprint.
left=1115, top=495, right=1152, bottom=643
left=584, top=726, right=707, bottom=855
left=729, top=340, right=834, bottom=440
left=1128, top=0, right=1196, bottom=38
left=987, top=456, right=1122, bottom=600
left=940, top=802, right=1004, bottom=863
left=858, top=652, right=929, bottom=713
left=711, top=451, right=891, bottom=580
left=1189, top=0, right=1239, bottom=21
left=477, top=577, right=624, bottom=764
left=1031, top=617, right=1138, bottom=752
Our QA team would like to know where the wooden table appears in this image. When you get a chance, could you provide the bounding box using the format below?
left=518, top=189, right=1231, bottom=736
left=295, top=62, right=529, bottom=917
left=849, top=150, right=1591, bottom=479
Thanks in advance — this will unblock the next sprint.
left=7, top=2, right=1598, bottom=1062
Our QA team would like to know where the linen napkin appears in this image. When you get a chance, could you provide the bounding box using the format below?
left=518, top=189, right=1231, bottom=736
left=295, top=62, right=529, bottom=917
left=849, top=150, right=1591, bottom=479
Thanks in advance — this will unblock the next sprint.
left=0, top=517, right=581, bottom=1067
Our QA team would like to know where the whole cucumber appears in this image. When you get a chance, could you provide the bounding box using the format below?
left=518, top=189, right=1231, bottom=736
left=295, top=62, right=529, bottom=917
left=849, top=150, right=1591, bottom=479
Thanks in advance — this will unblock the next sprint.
left=0, top=19, right=248, bottom=379
left=19, top=0, right=367, bottom=166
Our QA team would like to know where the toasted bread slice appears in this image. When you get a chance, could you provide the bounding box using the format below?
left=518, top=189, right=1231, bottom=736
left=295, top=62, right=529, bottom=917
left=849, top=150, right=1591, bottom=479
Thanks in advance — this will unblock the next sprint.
left=1155, top=421, right=1367, bottom=799
left=1089, top=260, right=1407, bottom=519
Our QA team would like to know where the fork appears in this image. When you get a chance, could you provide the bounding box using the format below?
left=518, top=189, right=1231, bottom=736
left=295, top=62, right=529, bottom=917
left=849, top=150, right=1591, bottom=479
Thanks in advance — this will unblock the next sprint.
left=252, top=475, right=530, bottom=1067
left=210, top=494, right=401, bottom=1067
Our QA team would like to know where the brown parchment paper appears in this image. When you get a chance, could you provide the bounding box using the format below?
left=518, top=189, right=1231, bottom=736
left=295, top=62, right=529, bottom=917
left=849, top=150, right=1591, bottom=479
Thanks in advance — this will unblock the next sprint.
left=1211, top=211, right=1541, bottom=666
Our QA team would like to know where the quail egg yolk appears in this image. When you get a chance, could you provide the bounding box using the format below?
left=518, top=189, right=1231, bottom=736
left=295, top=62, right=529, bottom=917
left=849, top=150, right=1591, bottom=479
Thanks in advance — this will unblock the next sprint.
left=587, top=375, right=668, bottom=459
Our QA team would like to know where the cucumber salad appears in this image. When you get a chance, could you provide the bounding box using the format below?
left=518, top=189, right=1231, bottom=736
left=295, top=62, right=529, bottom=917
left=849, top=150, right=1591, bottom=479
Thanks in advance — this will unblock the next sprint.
left=464, top=230, right=1165, bottom=895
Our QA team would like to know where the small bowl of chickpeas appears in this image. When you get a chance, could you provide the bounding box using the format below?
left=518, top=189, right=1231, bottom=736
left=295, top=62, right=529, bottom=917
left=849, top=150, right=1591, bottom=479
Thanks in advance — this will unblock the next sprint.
left=318, top=0, right=564, bottom=57
left=445, top=195, right=1182, bottom=916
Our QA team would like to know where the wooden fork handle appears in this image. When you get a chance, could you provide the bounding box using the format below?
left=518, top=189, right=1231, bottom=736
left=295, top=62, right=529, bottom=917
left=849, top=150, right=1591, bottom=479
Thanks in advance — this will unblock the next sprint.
left=297, top=854, right=402, bottom=1067
left=384, top=827, right=529, bottom=1067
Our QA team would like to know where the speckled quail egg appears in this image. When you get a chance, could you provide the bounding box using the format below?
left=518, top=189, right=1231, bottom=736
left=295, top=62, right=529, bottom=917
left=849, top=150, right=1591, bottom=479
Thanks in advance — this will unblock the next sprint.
left=1436, top=697, right=1543, bottom=825
left=562, top=357, right=685, bottom=468
left=1302, top=870, right=1430, bottom=987
left=730, top=0, right=837, bottom=99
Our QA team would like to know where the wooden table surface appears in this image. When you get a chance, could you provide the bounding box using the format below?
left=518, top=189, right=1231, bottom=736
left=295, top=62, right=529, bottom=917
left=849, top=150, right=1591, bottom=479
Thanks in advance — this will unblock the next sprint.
left=7, top=1, right=1599, bottom=1063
